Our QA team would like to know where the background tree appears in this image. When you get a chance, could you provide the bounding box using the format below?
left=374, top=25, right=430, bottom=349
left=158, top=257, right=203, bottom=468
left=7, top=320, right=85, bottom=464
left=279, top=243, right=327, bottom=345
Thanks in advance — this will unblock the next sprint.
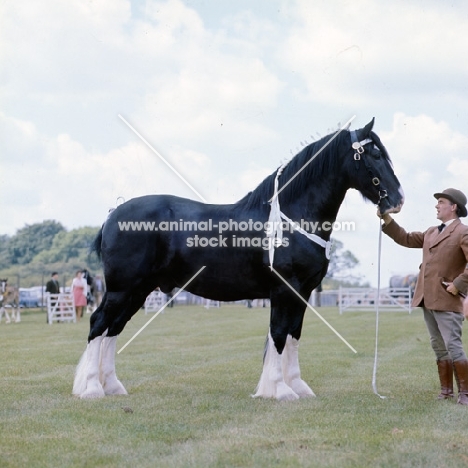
left=0, top=234, right=11, bottom=269
left=7, top=220, right=65, bottom=265
left=33, top=226, right=100, bottom=267
left=0, top=222, right=100, bottom=288
left=322, top=239, right=369, bottom=289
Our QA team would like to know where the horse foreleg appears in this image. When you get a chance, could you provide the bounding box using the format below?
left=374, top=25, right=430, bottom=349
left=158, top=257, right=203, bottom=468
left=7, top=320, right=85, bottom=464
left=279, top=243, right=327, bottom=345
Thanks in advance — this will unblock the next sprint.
left=73, top=334, right=106, bottom=399
left=253, top=331, right=299, bottom=401
left=99, top=336, right=127, bottom=395
left=281, top=335, right=315, bottom=398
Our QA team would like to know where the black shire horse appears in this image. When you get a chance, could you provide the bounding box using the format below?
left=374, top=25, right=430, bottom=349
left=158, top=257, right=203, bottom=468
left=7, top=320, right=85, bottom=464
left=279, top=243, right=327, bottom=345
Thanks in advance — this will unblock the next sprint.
left=73, top=119, right=404, bottom=401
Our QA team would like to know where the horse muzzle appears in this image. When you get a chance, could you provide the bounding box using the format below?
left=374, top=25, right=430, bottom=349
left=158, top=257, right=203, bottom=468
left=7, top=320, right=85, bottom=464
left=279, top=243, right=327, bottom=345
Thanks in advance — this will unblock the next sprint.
left=378, top=197, right=404, bottom=216
left=383, top=204, right=403, bottom=215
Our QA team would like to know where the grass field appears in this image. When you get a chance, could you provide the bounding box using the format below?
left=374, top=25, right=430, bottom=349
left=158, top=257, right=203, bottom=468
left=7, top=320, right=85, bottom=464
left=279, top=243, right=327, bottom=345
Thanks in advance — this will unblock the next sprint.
left=2, top=304, right=468, bottom=467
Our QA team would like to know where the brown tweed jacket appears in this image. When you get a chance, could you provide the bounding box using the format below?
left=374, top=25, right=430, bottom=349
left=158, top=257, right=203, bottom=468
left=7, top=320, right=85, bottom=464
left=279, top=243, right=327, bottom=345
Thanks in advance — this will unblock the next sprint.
left=383, top=218, right=468, bottom=312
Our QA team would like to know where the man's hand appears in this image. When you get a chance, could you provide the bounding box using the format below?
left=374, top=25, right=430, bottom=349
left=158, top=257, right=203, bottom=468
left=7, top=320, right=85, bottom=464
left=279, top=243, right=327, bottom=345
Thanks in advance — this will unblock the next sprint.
left=446, top=282, right=459, bottom=296
left=377, top=209, right=393, bottom=226
left=463, top=297, right=468, bottom=320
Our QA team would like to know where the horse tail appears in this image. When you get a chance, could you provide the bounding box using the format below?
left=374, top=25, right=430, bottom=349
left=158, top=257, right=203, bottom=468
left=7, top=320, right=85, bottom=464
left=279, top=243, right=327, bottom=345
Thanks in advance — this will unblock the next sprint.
left=90, top=227, right=104, bottom=261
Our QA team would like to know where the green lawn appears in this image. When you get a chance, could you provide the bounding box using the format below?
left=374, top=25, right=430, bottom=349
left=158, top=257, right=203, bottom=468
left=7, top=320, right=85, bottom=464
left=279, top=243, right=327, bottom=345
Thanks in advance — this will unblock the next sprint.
left=1, top=305, right=468, bottom=467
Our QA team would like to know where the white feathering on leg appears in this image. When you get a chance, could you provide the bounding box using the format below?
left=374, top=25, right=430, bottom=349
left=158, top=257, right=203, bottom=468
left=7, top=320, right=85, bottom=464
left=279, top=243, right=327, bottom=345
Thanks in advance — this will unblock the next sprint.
left=100, top=336, right=127, bottom=395
left=77, top=335, right=105, bottom=399
left=72, top=347, right=88, bottom=396
left=282, top=335, right=315, bottom=398
left=253, top=331, right=299, bottom=401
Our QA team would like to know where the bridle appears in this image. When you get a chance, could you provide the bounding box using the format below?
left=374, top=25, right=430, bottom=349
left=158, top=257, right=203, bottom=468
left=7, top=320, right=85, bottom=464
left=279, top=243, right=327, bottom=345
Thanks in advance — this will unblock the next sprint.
left=350, top=130, right=388, bottom=206
left=266, top=129, right=393, bottom=268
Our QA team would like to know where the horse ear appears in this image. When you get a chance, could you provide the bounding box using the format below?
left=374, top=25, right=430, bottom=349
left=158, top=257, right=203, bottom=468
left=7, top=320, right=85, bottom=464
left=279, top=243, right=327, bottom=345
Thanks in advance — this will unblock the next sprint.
left=359, top=118, right=375, bottom=138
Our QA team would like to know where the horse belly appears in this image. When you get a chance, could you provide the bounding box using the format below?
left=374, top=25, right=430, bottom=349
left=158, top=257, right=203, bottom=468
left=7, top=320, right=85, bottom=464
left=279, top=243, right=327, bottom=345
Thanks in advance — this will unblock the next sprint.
left=169, top=246, right=270, bottom=301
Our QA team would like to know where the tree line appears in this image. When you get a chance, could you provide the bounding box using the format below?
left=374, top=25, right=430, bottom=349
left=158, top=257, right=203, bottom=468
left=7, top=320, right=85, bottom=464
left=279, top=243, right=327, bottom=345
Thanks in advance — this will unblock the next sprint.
left=0, top=220, right=101, bottom=288
left=0, top=220, right=368, bottom=289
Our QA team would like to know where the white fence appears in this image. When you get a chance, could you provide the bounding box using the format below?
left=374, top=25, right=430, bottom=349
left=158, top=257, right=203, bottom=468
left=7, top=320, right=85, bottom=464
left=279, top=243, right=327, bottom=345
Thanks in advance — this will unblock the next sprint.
left=144, top=291, right=166, bottom=314
left=338, top=287, right=412, bottom=314
left=47, top=293, right=76, bottom=324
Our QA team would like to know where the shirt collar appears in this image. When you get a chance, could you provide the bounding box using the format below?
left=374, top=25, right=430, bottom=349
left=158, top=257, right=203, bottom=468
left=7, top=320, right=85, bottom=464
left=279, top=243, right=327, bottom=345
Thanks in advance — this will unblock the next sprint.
left=443, top=219, right=456, bottom=228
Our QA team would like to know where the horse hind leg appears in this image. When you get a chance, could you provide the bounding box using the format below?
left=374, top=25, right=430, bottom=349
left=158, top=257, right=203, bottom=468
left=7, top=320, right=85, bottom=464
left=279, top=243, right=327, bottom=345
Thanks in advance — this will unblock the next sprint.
left=98, top=287, right=156, bottom=396
left=73, top=293, right=113, bottom=399
left=73, top=333, right=106, bottom=399
left=73, top=333, right=128, bottom=399
left=73, top=290, right=148, bottom=399
left=99, top=335, right=127, bottom=395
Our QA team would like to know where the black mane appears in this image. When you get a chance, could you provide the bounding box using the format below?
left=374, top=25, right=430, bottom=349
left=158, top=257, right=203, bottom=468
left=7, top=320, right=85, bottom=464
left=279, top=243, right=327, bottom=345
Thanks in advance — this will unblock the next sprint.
left=237, top=129, right=391, bottom=210
left=237, top=130, right=348, bottom=209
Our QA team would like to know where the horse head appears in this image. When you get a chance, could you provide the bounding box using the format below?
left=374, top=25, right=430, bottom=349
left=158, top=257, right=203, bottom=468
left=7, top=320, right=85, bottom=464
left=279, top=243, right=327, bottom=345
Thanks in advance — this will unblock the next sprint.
left=349, top=119, right=404, bottom=216
left=0, top=279, right=7, bottom=294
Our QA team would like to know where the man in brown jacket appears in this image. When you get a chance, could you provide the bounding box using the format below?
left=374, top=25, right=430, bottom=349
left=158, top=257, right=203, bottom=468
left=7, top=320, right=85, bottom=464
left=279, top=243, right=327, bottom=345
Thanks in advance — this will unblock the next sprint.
left=380, top=188, right=468, bottom=405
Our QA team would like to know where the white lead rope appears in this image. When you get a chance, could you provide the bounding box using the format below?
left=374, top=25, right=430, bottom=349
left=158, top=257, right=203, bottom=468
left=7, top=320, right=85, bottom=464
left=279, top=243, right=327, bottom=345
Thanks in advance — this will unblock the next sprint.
left=372, top=218, right=387, bottom=399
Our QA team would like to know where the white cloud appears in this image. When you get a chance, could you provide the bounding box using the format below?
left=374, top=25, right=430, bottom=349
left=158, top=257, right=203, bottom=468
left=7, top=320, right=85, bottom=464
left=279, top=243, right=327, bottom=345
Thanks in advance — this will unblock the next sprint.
left=0, top=112, right=213, bottom=233
left=380, top=113, right=468, bottom=203
left=280, top=0, right=468, bottom=106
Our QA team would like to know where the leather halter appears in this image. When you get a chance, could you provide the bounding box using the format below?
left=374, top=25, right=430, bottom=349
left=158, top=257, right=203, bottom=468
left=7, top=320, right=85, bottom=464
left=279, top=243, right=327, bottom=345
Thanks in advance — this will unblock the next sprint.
left=350, top=130, right=388, bottom=202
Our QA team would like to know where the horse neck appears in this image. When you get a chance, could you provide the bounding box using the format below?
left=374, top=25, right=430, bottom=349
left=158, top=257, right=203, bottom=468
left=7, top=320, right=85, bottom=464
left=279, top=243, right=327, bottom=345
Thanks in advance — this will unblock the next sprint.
left=280, top=169, right=350, bottom=224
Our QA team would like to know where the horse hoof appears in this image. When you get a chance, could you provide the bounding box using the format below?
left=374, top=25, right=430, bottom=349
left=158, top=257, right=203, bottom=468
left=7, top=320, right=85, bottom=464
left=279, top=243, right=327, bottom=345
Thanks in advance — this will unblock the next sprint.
left=103, top=379, right=128, bottom=396
left=289, top=379, right=316, bottom=398
left=80, top=390, right=105, bottom=399
left=79, top=384, right=105, bottom=399
left=276, top=382, right=299, bottom=401
left=277, top=390, right=300, bottom=402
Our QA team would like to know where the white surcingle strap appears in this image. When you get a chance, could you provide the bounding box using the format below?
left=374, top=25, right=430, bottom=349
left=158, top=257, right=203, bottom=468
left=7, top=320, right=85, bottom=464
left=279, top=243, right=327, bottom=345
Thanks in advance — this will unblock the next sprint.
left=266, top=163, right=332, bottom=269
left=279, top=212, right=332, bottom=260
left=267, top=163, right=287, bottom=268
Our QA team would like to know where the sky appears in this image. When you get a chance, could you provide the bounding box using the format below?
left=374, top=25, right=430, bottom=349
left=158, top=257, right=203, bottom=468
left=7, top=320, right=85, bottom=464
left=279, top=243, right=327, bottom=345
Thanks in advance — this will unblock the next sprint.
left=1, top=0, right=468, bottom=287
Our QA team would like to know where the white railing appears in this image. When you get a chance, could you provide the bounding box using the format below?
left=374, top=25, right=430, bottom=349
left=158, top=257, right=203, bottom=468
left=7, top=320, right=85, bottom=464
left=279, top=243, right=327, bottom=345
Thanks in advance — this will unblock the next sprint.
left=144, top=291, right=166, bottom=314
left=338, top=287, right=412, bottom=314
left=47, top=293, right=76, bottom=324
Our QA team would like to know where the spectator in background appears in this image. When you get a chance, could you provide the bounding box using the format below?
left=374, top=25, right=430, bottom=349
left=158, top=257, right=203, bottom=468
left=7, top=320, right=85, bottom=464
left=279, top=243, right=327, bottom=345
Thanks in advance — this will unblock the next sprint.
left=46, top=272, right=60, bottom=295
left=71, top=270, right=87, bottom=321
left=45, top=272, right=60, bottom=324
